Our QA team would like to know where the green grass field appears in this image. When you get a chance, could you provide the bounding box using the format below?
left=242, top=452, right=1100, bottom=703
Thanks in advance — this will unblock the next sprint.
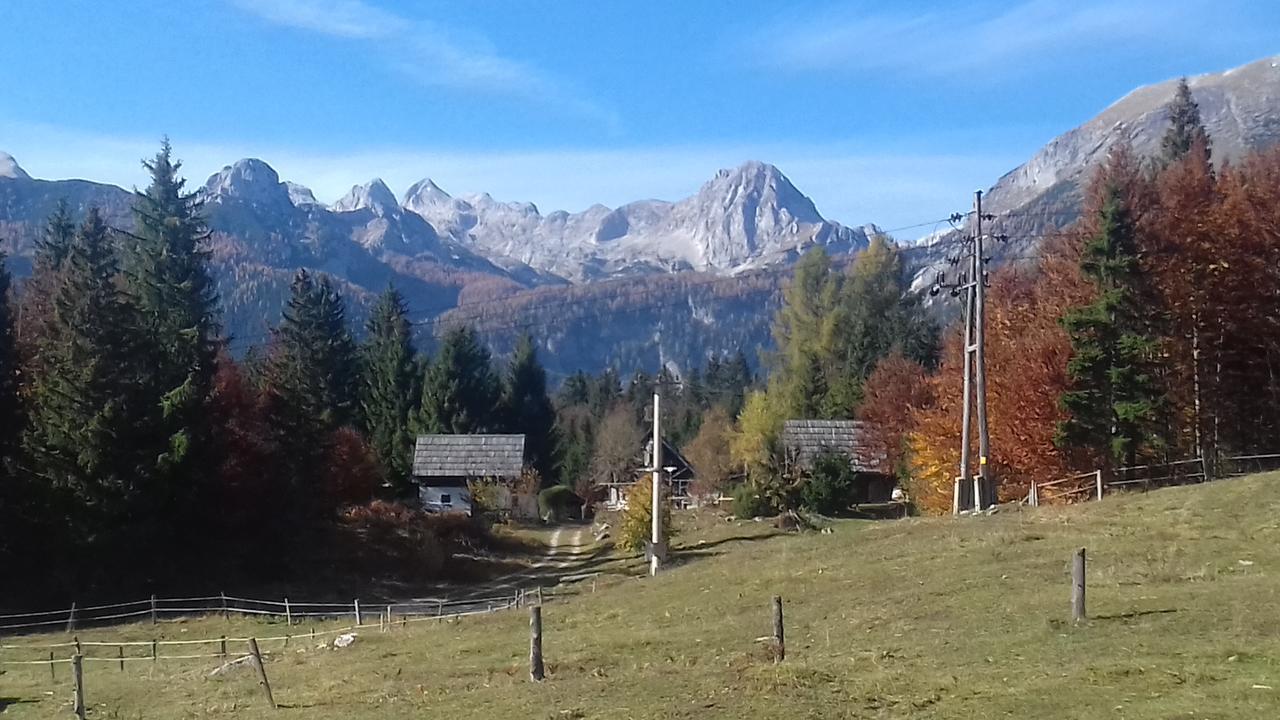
left=3, top=474, right=1280, bottom=718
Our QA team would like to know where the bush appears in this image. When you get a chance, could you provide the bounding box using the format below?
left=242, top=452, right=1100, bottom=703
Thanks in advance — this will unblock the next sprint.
left=730, top=482, right=773, bottom=518
left=617, top=478, right=672, bottom=553
left=538, top=484, right=581, bottom=522
left=800, top=452, right=857, bottom=515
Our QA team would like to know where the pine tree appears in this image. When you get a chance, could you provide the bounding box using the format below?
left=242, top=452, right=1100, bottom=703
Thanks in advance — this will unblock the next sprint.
left=23, top=209, right=153, bottom=532
left=359, top=287, right=419, bottom=495
left=264, top=270, right=359, bottom=502
left=1161, top=77, right=1211, bottom=164
left=501, top=334, right=559, bottom=481
left=122, top=141, right=221, bottom=489
left=414, top=325, right=500, bottom=434
left=1056, top=184, right=1159, bottom=466
left=0, top=252, right=20, bottom=470
left=17, top=201, right=76, bottom=348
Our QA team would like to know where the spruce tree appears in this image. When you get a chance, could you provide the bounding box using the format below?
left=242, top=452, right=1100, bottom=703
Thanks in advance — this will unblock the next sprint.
left=501, top=334, right=559, bottom=481
left=18, top=200, right=76, bottom=348
left=123, top=141, right=221, bottom=489
left=1161, top=77, right=1211, bottom=164
left=414, top=325, right=500, bottom=434
left=0, top=252, right=19, bottom=470
left=1056, top=184, right=1159, bottom=466
left=23, top=209, right=153, bottom=531
left=359, top=286, right=419, bottom=495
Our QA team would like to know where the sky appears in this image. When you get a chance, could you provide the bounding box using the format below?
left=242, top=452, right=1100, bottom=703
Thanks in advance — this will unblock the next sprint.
left=1, top=0, right=1277, bottom=231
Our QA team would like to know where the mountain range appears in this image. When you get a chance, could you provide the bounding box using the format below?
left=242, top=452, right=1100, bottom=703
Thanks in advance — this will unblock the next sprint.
left=3, top=54, right=1280, bottom=379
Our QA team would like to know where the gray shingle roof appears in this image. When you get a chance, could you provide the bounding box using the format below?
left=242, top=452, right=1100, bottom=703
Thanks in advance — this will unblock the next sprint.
left=781, top=420, right=885, bottom=473
left=412, top=434, right=526, bottom=479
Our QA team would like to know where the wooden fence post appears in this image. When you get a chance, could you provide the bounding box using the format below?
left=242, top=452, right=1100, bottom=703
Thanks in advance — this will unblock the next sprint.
left=284, top=598, right=292, bottom=626
left=354, top=599, right=361, bottom=625
left=220, top=592, right=229, bottom=621
left=536, top=586, right=543, bottom=606
left=74, top=636, right=81, bottom=655
left=386, top=605, right=392, bottom=630
left=118, top=645, right=124, bottom=671
left=246, top=638, right=277, bottom=709
left=771, top=596, right=785, bottom=663
left=150, top=594, right=158, bottom=625
left=66, top=602, right=77, bottom=633
left=220, top=636, right=227, bottom=659
left=1029, top=481, right=1039, bottom=507
left=1071, top=548, right=1087, bottom=623
left=151, top=639, right=157, bottom=664
left=1095, top=470, right=1104, bottom=501
left=529, top=606, right=545, bottom=682
left=48, top=651, right=55, bottom=682
left=72, top=653, right=86, bottom=720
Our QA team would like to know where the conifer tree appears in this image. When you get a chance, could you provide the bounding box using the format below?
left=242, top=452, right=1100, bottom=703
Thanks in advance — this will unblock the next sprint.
left=501, top=334, right=559, bottom=481
left=264, top=270, right=359, bottom=500
left=17, top=200, right=75, bottom=347
left=122, top=141, right=221, bottom=486
left=415, top=325, right=500, bottom=434
left=359, top=287, right=419, bottom=495
left=1161, top=78, right=1211, bottom=164
left=1056, top=184, right=1159, bottom=466
left=23, top=209, right=153, bottom=529
left=0, top=253, right=19, bottom=471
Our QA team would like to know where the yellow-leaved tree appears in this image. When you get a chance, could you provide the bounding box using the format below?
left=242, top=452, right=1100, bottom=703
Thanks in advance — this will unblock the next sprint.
left=616, top=477, right=672, bottom=554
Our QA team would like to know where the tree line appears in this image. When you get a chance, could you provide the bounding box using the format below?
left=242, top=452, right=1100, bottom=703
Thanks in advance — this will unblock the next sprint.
left=0, top=143, right=560, bottom=599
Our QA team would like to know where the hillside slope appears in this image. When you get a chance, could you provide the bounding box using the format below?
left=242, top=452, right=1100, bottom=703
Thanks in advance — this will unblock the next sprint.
left=4, top=474, right=1279, bottom=718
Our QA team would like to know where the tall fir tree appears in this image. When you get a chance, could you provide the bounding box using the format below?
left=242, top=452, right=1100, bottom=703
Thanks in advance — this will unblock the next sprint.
left=1161, top=77, right=1211, bottom=164
left=414, top=325, right=500, bottom=434
left=264, top=270, right=359, bottom=503
left=1056, top=184, right=1159, bottom=466
left=501, top=334, right=559, bottom=482
left=122, top=141, right=221, bottom=492
left=0, top=252, right=19, bottom=471
left=23, top=209, right=154, bottom=535
left=17, top=200, right=76, bottom=349
left=359, top=287, right=419, bottom=495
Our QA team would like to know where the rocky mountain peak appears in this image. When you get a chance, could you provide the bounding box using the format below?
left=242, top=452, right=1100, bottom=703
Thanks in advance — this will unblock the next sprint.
left=202, top=158, right=289, bottom=204
left=697, top=160, right=822, bottom=224
left=285, top=181, right=322, bottom=208
left=0, top=151, right=31, bottom=180
left=333, top=178, right=399, bottom=216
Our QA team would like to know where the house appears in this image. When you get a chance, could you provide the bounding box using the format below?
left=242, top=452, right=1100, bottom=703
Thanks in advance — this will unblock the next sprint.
left=412, top=434, right=526, bottom=515
left=781, top=419, right=895, bottom=504
left=599, top=437, right=696, bottom=511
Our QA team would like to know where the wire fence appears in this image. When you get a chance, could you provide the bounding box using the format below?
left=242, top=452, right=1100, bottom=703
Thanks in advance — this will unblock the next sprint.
left=0, top=589, right=536, bottom=635
left=1027, top=452, right=1280, bottom=507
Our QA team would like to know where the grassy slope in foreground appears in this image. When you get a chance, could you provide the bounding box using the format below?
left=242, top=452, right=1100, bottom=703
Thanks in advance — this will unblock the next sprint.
left=4, top=474, right=1280, bottom=718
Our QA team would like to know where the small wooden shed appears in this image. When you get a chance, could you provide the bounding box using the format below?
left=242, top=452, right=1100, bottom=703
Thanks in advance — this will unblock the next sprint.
left=781, top=419, right=894, bottom=504
left=412, top=434, right=526, bottom=515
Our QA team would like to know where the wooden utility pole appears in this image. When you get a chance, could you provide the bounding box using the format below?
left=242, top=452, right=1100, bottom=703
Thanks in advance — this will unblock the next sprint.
left=72, top=653, right=86, bottom=720
left=940, top=192, right=997, bottom=513
left=650, top=392, right=663, bottom=577
left=973, top=190, right=993, bottom=509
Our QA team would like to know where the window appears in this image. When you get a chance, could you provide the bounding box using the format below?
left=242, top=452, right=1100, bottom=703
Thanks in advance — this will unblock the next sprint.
left=440, top=493, right=452, bottom=505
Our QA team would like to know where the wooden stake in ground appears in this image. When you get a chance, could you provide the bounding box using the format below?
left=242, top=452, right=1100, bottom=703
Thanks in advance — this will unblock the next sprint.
left=48, top=651, right=55, bottom=682
left=771, top=595, right=785, bottom=663
left=71, top=653, right=86, bottom=720
left=247, top=638, right=277, bottom=709
left=284, top=597, right=292, bottom=626
left=354, top=598, right=361, bottom=625
left=529, top=606, right=545, bottom=682
left=66, top=602, right=77, bottom=633
left=150, top=594, right=158, bottom=625
left=1071, top=547, right=1087, bottom=622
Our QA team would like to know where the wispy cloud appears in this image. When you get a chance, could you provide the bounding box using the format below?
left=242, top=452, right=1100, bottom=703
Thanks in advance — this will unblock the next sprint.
left=754, top=0, right=1226, bottom=79
left=228, top=0, right=617, bottom=129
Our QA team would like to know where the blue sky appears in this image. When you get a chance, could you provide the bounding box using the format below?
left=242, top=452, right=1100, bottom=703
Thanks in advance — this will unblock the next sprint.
left=1, top=0, right=1277, bottom=230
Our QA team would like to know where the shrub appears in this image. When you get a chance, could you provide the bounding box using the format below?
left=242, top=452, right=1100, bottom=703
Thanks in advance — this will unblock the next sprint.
left=730, top=482, right=773, bottom=518
left=538, top=484, right=581, bottom=522
left=617, top=478, right=672, bottom=553
left=800, top=452, right=857, bottom=515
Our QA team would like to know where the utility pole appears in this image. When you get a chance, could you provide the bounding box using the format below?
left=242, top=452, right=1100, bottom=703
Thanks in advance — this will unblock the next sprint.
left=932, top=192, right=1002, bottom=514
left=650, top=392, right=662, bottom=576
left=972, top=191, right=993, bottom=509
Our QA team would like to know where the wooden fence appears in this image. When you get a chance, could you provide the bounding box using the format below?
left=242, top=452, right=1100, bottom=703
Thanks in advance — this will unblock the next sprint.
left=1028, top=452, right=1280, bottom=506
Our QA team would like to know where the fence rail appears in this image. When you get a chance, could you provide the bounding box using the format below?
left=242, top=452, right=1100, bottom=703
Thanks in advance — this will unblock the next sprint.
left=0, top=590, right=530, bottom=634
left=1028, top=452, right=1280, bottom=508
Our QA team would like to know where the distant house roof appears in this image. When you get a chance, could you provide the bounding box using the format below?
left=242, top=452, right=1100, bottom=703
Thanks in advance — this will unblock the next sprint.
left=781, top=420, right=886, bottom=473
left=412, top=434, right=526, bottom=482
